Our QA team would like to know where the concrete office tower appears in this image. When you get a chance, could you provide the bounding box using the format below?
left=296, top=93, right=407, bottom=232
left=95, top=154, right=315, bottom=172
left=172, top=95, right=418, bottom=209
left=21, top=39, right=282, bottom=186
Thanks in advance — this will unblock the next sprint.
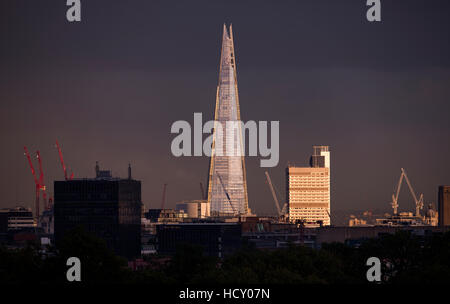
left=207, top=24, right=249, bottom=215
left=54, top=163, right=142, bottom=259
left=438, top=185, right=450, bottom=227
left=287, top=146, right=331, bottom=226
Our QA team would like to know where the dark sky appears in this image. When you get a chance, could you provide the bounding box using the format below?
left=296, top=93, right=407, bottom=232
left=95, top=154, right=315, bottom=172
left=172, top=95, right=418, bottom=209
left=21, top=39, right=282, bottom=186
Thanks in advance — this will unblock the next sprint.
left=1, top=0, right=449, bottom=219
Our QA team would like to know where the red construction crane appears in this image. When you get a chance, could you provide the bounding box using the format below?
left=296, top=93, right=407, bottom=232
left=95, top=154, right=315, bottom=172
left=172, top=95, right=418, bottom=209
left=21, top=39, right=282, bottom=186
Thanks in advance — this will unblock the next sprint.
left=55, top=139, right=73, bottom=180
left=161, top=183, right=168, bottom=209
left=24, top=146, right=41, bottom=221
left=36, top=151, right=48, bottom=211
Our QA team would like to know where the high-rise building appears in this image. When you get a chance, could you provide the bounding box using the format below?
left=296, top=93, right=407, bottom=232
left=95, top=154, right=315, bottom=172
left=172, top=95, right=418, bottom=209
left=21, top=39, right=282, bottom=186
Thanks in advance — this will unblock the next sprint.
left=54, top=163, right=142, bottom=259
left=207, top=24, right=249, bottom=215
left=438, top=185, right=450, bottom=227
left=286, top=146, right=331, bottom=226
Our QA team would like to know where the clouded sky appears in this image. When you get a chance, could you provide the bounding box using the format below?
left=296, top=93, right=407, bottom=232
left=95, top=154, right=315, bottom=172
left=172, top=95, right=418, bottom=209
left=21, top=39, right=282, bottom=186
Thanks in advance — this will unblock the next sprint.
left=1, top=0, right=449, bottom=219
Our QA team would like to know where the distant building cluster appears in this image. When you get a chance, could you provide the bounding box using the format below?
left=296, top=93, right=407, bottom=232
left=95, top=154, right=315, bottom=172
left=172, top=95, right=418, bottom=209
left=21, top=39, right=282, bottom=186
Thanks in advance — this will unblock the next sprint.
left=4, top=25, right=450, bottom=265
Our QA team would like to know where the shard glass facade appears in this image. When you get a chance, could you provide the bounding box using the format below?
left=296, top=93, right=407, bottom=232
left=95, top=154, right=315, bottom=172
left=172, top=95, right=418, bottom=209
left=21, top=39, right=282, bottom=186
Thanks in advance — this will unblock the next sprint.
left=207, top=25, right=249, bottom=215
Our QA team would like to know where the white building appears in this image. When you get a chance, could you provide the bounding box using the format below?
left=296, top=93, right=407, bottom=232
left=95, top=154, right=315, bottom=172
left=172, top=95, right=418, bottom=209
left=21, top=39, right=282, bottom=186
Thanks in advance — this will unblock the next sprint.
left=287, top=146, right=331, bottom=227
left=176, top=200, right=210, bottom=219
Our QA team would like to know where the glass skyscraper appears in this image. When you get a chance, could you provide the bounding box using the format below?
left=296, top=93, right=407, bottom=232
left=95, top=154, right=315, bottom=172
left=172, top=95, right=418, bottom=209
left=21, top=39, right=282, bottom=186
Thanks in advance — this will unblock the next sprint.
left=207, top=24, right=249, bottom=215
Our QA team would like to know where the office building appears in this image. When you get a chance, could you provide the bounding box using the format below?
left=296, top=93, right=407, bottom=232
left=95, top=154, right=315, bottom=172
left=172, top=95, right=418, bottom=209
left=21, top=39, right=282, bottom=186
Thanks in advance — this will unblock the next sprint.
left=286, top=146, right=331, bottom=226
left=207, top=24, right=249, bottom=216
left=54, top=163, right=142, bottom=259
left=438, top=185, right=450, bottom=227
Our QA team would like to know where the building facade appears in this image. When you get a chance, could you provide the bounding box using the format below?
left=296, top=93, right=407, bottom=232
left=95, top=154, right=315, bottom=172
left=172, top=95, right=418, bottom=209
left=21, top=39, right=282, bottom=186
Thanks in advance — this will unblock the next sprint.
left=0, top=207, right=36, bottom=232
left=439, top=185, right=450, bottom=227
left=207, top=24, right=249, bottom=216
left=156, top=223, right=242, bottom=257
left=54, top=165, right=142, bottom=259
left=144, top=209, right=187, bottom=223
left=176, top=200, right=210, bottom=218
left=286, top=146, right=331, bottom=226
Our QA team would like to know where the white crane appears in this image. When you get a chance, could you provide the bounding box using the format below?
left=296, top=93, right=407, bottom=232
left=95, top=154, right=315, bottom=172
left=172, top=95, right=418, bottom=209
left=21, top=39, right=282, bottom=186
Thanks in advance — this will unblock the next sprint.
left=264, top=171, right=287, bottom=216
left=391, top=168, right=424, bottom=217
left=216, top=172, right=237, bottom=215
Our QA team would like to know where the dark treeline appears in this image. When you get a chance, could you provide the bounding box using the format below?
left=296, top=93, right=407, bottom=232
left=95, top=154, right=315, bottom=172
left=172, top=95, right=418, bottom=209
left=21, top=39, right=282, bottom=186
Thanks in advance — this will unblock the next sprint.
left=1, top=227, right=450, bottom=284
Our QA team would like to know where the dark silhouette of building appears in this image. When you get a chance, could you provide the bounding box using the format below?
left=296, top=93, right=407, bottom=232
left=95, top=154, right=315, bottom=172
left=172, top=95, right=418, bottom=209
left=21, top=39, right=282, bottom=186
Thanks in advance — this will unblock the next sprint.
left=0, top=211, right=8, bottom=233
left=156, top=223, right=242, bottom=257
left=439, top=185, right=450, bottom=227
left=54, top=163, right=142, bottom=259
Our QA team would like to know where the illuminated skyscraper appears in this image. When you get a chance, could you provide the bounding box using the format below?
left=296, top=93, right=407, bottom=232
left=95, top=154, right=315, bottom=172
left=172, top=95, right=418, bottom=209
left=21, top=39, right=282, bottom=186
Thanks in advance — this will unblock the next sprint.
left=286, top=146, right=331, bottom=226
left=207, top=24, right=249, bottom=215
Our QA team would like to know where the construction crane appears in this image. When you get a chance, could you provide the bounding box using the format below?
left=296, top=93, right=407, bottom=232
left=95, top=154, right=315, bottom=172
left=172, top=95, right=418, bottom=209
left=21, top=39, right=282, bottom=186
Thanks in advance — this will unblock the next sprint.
left=391, top=168, right=424, bottom=217
left=264, top=171, right=287, bottom=217
left=200, top=182, right=206, bottom=200
left=24, top=146, right=41, bottom=221
left=48, top=197, right=53, bottom=210
left=55, top=140, right=73, bottom=180
left=216, top=172, right=237, bottom=215
left=36, top=151, right=48, bottom=211
left=325, top=208, right=331, bottom=225
left=160, top=183, right=168, bottom=209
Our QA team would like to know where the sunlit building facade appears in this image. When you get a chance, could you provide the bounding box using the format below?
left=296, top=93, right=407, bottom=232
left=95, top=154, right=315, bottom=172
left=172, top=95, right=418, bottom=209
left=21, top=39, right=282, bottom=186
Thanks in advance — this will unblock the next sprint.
left=207, top=24, right=249, bottom=215
left=287, top=146, right=331, bottom=226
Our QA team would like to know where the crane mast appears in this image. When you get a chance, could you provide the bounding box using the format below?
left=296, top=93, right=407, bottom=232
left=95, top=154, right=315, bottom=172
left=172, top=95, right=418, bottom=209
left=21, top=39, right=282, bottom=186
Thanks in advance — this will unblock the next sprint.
left=391, top=168, right=424, bottom=217
left=216, top=172, right=237, bottom=215
left=265, top=171, right=282, bottom=216
left=56, top=140, right=73, bottom=180
left=264, top=171, right=287, bottom=217
left=36, top=151, right=48, bottom=211
left=200, top=182, right=206, bottom=200
left=24, top=146, right=41, bottom=222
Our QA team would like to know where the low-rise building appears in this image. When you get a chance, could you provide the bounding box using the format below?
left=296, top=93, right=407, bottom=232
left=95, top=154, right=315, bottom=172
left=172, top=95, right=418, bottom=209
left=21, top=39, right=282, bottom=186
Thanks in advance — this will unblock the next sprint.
left=176, top=200, right=210, bottom=218
left=0, top=207, right=36, bottom=232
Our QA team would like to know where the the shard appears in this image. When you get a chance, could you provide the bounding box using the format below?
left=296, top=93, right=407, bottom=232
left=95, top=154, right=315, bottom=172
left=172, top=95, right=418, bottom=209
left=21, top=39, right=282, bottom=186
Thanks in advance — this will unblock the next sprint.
left=207, top=24, right=249, bottom=215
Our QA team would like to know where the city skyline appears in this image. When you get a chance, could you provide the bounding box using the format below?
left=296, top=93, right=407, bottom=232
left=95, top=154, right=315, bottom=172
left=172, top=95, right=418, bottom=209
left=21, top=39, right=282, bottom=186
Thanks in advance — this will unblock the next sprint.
left=1, top=1, right=450, bottom=217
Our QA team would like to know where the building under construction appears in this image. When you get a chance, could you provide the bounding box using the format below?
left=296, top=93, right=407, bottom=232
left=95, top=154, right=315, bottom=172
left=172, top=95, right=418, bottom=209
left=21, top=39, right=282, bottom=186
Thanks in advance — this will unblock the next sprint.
left=369, top=168, right=438, bottom=227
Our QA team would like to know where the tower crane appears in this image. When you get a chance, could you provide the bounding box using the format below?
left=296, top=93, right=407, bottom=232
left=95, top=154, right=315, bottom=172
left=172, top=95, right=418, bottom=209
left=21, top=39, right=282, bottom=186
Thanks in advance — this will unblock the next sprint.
left=200, top=182, right=206, bottom=200
left=36, top=151, right=48, bottom=211
left=264, top=171, right=287, bottom=216
left=55, top=140, right=74, bottom=180
left=391, top=168, right=424, bottom=217
left=216, top=172, right=237, bottom=215
left=24, top=146, right=41, bottom=221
